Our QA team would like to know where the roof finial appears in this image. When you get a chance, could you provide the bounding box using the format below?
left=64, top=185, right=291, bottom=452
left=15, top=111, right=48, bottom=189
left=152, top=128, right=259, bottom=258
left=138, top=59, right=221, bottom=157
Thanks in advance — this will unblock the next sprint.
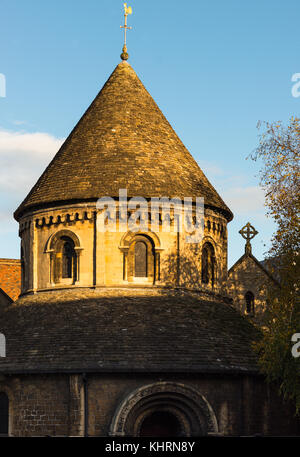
left=120, top=3, right=133, bottom=61
left=239, top=222, right=258, bottom=255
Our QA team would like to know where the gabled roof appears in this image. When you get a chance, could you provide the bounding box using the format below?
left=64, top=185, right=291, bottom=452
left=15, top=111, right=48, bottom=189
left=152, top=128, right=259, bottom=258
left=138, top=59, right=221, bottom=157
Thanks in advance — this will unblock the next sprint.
left=228, top=252, right=279, bottom=285
left=0, top=288, right=260, bottom=374
left=14, top=61, right=233, bottom=221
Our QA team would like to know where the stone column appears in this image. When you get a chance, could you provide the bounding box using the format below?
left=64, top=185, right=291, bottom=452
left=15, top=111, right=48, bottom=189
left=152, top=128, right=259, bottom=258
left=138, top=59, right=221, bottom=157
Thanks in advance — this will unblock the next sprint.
left=68, top=374, right=84, bottom=436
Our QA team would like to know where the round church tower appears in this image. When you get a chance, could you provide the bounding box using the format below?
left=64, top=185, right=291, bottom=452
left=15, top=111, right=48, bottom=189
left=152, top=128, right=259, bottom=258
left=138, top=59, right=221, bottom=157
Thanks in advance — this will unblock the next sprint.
left=14, top=60, right=232, bottom=298
left=2, top=54, right=297, bottom=438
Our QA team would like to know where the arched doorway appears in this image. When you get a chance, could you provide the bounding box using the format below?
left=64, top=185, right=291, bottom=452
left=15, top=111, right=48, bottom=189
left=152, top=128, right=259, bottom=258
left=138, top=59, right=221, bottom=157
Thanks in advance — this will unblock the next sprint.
left=139, top=411, right=181, bottom=437
left=110, top=382, right=218, bottom=437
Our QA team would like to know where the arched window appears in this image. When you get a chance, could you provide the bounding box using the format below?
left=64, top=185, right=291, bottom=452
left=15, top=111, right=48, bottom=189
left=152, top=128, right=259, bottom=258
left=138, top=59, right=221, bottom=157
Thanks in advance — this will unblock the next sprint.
left=53, top=236, right=77, bottom=284
left=201, top=242, right=216, bottom=287
left=134, top=241, right=148, bottom=277
left=245, top=291, right=255, bottom=314
left=46, top=230, right=81, bottom=286
left=122, top=234, right=156, bottom=283
left=0, top=392, right=9, bottom=436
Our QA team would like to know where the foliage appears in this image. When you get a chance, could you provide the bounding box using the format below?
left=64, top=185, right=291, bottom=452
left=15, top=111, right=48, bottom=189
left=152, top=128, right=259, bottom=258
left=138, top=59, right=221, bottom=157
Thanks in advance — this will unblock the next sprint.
left=250, top=117, right=300, bottom=414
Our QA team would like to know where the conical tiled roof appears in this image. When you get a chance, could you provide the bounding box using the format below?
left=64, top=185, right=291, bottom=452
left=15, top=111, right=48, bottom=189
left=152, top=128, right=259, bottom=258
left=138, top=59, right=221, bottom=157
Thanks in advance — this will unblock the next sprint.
left=14, top=61, right=233, bottom=221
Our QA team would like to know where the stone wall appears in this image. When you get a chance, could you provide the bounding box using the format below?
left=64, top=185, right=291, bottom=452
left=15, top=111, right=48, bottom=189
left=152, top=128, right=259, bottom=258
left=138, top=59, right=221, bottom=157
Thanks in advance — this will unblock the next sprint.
left=227, top=254, right=276, bottom=321
left=0, top=373, right=298, bottom=437
left=0, top=375, right=69, bottom=436
left=18, top=205, right=228, bottom=295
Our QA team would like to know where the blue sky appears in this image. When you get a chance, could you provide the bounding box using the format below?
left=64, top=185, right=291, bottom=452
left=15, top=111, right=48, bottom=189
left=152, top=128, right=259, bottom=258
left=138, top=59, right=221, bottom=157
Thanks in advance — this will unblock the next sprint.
left=0, top=0, right=299, bottom=267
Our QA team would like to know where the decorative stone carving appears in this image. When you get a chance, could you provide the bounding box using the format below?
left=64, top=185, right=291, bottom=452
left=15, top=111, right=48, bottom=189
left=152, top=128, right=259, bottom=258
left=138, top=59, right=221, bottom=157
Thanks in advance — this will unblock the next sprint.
left=110, top=382, right=218, bottom=437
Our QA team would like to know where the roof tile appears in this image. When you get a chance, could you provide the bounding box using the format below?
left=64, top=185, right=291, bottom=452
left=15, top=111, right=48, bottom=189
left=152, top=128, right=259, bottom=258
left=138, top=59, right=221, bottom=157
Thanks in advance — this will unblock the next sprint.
left=15, top=62, right=233, bottom=221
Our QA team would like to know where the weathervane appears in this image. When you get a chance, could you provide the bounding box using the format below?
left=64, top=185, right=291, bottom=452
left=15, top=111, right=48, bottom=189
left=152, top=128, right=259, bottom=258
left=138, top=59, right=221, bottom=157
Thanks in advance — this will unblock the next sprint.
left=120, top=3, right=133, bottom=61
left=239, top=222, right=258, bottom=255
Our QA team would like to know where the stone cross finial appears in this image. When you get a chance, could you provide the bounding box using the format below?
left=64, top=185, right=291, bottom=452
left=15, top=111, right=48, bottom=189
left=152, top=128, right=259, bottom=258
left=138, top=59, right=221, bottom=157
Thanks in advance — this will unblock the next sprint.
left=120, top=3, right=133, bottom=60
left=239, top=222, right=258, bottom=255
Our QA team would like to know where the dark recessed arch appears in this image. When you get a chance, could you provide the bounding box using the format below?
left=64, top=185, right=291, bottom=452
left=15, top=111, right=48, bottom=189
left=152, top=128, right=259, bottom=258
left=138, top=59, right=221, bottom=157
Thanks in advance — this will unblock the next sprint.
left=134, top=240, right=148, bottom=277
left=245, top=291, right=255, bottom=314
left=45, top=230, right=82, bottom=285
left=119, top=232, right=162, bottom=284
left=47, top=229, right=81, bottom=252
left=0, top=392, right=9, bottom=436
left=201, top=241, right=216, bottom=287
left=110, top=382, right=218, bottom=437
left=139, top=410, right=182, bottom=437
